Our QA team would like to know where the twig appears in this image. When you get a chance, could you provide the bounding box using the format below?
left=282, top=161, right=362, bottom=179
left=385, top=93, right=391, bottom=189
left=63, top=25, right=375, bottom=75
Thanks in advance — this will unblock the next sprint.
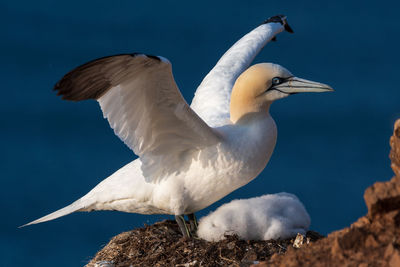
left=218, top=248, right=239, bottom=266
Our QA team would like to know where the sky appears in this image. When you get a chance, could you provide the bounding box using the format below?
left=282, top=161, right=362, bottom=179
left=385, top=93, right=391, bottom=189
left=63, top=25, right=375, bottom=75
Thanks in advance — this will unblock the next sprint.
left=1, top=0, right=400, bottom=266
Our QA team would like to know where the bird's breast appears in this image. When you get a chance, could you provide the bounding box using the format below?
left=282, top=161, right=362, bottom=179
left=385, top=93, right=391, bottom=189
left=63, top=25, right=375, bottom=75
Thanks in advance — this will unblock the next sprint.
left=179, top=115, right=278, bottom=213
left=222, top=114, right=277, bottom=174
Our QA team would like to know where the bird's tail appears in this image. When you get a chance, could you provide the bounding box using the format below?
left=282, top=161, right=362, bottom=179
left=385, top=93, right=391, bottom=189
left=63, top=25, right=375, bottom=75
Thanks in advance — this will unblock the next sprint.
left=19, top=199, right=86, bottom=228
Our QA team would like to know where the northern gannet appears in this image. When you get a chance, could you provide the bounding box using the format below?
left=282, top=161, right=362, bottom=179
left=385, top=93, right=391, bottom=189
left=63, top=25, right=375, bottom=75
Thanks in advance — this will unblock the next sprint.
left=22, top=15, right=332, bottom=237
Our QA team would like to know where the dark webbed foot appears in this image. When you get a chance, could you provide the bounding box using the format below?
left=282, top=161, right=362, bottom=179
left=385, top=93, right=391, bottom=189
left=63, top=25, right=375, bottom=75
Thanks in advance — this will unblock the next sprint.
left=188, top=213, right=198, bottom=233
left=175, top=215, right=191, bottom=237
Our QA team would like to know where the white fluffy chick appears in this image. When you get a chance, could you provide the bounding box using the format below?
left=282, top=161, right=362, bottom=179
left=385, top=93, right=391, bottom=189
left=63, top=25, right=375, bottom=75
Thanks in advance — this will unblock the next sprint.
left=197, top=193, right=310, bottom=241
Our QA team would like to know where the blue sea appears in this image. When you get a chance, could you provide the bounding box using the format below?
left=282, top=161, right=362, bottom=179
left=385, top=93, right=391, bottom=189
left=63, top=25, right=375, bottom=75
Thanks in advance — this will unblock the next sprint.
left=2, top=0, right=399, bottom=266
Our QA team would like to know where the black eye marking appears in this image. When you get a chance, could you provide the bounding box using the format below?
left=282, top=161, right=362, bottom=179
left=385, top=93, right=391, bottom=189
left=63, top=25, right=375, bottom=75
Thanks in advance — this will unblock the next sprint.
left=264, top=77, right=291, bottom=94
left=271, top=77, right=281, bottom=85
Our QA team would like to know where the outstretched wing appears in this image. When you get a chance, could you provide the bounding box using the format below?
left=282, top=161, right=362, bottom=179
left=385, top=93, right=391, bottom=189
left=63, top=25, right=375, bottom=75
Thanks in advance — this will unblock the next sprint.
left=54, top=53, right=221, bottom=183
left=190, top=15, right=293, bottom=127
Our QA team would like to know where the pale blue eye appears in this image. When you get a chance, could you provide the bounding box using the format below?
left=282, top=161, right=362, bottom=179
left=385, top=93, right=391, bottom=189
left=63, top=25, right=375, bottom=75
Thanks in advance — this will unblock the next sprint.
left=272, top=77, right=281, bottom=85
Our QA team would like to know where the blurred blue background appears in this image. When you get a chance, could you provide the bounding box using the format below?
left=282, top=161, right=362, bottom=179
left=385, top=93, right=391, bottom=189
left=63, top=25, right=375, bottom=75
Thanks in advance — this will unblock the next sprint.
left=2, top=0, right=399, bottom=266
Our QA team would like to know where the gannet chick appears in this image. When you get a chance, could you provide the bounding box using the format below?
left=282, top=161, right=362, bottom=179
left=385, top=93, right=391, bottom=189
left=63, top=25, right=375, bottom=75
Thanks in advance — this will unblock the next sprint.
left=22, top=15, right=332, bottom=237
left=197, top=193, right=310, bottom=241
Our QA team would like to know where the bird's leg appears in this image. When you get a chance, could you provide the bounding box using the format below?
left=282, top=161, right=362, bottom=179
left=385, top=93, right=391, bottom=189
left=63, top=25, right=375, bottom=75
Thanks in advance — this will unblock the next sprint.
left=188, top=213, right=198, bottom=233
left=175, top=215, right=191, bottom=237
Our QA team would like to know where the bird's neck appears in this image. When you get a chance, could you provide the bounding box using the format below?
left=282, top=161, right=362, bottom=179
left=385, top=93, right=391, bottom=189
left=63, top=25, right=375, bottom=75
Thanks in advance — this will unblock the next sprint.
left=230, top=90, right=271, bottom=124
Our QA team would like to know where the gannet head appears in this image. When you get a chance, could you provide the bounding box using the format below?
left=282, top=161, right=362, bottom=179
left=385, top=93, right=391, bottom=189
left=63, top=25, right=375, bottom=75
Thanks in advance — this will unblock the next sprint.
left=230, top=63, right=333, bottom=123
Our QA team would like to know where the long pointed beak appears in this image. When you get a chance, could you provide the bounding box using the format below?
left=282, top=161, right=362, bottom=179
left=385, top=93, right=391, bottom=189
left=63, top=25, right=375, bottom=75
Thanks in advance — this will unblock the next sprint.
left=274, top=77, right=333, bottom=94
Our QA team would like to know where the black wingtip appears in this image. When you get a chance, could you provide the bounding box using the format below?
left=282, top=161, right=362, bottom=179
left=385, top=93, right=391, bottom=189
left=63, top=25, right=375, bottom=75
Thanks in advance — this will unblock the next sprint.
left=53, top=53, right=163, bottom=102
left=284, top=23, right=294, bottom=34
left=262, top=14, right=294, bottom=34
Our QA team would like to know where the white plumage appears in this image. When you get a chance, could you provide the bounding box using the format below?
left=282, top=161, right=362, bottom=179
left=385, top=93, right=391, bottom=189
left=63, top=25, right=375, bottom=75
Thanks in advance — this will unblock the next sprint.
left=191, top=22, right=283, bottom=127
left=96, top=56, right=221, bottom=183
left=22, top=15, right=331, bottom=237
left=197, top=193, right=311, bottom=241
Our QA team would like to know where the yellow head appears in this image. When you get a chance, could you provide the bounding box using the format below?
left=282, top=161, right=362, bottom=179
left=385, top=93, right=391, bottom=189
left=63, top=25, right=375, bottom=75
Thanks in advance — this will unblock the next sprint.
left=230, top=63, right=332, bottom=123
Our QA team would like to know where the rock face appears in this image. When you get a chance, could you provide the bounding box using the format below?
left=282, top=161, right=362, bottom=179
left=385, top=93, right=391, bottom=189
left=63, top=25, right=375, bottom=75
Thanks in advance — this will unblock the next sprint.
left=259, top=119, right=400, bottom=267
left=364, top=120, right=400, bottom=218
left=87, top=119, right=400, bottom=267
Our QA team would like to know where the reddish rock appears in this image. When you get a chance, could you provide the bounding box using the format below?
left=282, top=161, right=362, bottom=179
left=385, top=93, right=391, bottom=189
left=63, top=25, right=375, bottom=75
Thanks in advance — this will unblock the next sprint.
left=364, top=177, right=400, bottom=217
left=364, top=119, right=400, bottom=218
left=390, top=119, right=400, bottom=177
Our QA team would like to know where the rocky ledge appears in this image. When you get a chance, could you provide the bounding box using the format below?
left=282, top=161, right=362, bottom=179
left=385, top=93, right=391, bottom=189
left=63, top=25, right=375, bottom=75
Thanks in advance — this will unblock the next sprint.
left=86, top=119, right=400, bottom=267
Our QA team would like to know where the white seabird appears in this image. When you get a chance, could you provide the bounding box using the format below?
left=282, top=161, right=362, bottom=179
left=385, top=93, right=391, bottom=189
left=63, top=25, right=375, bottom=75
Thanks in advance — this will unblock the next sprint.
left=197, top=193, right=311, bottom=241
left=22, top=15, right=332, bottom=237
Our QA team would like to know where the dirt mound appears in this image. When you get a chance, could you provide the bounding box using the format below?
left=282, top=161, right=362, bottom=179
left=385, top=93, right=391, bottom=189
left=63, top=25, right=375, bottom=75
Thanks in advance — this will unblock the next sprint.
left=86, top=220, right=322, bottom=267
left=87, top=119, right=400, bottom=267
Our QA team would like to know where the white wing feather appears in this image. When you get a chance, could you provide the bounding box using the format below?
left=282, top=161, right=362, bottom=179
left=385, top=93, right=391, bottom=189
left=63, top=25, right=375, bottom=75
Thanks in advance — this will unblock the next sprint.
left=190, top=22, right=285, bottom=127
left=55, top=54, right=221, bottom=183
left=98, top=57, right=221, bottom=182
